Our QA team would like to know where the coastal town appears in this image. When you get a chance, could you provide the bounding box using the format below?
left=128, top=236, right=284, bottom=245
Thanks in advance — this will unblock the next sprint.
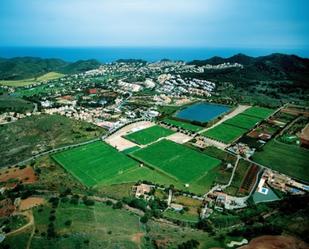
left=0, top=59, right=308, bottom=249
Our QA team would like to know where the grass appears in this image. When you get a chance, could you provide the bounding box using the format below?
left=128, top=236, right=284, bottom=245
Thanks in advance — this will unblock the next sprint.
left=162, top=118, right=203, bottom=132
left=32, top=201, right=144, bottom=249
left=97, top=163, right=227, bottom=195
left=52, top=141, right=138, bottom=187
left=130, top=139, right=221, bottom=183
left=0, top=114, right=105, bottom=167
left=163, top=209, right=199, bottom=223
left=224, top=114, right=262, bottom=130
left=0, top=96, right=34, bottom=113
left=124, top=125, right=175, bottom=145
left=121, top=146, right=140, bottom=154
left=252, top=140, right=309, bottom=182
left=202, top=123, right=247, bottom=144
left=242, top=106, right=274, bottom=119
left=1, top=230, right=31, bottom=249
left=0, top=72, right=65, bottom=87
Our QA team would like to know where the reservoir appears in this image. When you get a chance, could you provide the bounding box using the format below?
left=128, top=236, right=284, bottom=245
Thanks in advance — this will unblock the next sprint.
left=175, top=102, right=230, bottom=123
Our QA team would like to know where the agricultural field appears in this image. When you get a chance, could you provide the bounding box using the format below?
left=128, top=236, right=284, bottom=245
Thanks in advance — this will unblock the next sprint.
left=202, top=123, right=247, bottom=144
left=163, top=209, right=199, bottom=223
left=52, top=141, right=138, bottom=187
left=130, top=139, right=221, bottom=183
left=224, top=114, right=262, bottom=130
left=0, top=72, right=65, bottom=87
left=224, top=160, right=251, bottom=196
left=162, top=118, right=203, bottom=132
left=124, top=125, right=175, bottom=145
left=0, top=114, right=105, bottom=168
left=252, top=140, right=309, bottom=182
left=242, top=106, right=275, bottom=119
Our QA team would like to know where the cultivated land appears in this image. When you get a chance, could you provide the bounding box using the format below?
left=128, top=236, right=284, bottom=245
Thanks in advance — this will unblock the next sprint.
left=52, top=141, right=138, bottom=187
left=0, top=72, right=65, bottom=87
left=124, top=125, right=175, bottom=145
left=130, top=139, right=221, bottom=183
left=202, top=123, right=247, bottom=144
left=242, top=106, right=275, bottom=119
left=224, top=114, right=262, bottom=130
left=252, top=140, right=309, bottom=182
left=163, top=118, right=203, bottom=132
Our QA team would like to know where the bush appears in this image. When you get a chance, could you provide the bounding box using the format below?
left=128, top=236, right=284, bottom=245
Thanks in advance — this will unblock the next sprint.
left=178, top=239, right=200, bottom=249
left=64, top=220, right=72, bottom=226
left=112, top=201, right=123, bottom=209
left=140, top=215, right=149, bottom=224
left=49, top=215, right=56, bottom=221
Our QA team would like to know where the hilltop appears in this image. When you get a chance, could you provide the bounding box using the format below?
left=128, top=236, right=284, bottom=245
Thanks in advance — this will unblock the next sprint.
left=188, top=53, right=309, bottom=90
left=0, top=57, right=101, bottom=80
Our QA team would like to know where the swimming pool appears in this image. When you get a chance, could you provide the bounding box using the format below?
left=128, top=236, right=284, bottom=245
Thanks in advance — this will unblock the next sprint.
left=175, top=102, right=230, bottom=123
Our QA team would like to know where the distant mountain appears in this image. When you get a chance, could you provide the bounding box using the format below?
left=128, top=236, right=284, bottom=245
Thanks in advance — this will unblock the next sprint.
left=188, top=53, right=309, bottom=89
left=0, top=57, right=101, bottom=80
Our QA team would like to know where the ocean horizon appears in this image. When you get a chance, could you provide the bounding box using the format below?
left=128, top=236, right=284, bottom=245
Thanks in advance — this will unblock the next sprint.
left=0, top=46, right=308, bottom=63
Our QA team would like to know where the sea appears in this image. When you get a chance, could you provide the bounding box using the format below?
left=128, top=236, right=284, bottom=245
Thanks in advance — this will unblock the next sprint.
left=0, top=47, right=308, bottom=63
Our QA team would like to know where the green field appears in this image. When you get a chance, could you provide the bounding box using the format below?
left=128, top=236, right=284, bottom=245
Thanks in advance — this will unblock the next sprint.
left=242, top=106, right=274, bottom=119
left=130, top=139, right=221, bottom=183
left=52, top=141, right=138, bottom=187
left=224, top=114, right=261, bottom=130
left=124, top=125, right=175, bottom=145
left=252, top=140, right=309, bottom=182
left=0, top=72, right=65, bottom=87
left=163, top=118, right=203, bottom=132
left=202, top=123, right=247, bottom=144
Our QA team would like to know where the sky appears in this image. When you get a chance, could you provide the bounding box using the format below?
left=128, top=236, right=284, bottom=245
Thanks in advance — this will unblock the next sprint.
left=0, top=0, right=308, bottom=49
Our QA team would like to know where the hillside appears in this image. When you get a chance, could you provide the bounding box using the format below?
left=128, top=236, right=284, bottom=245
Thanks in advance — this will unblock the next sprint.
left=188, top=53, right=309, bottom=90
left=0, top=57, right=101, bottom=80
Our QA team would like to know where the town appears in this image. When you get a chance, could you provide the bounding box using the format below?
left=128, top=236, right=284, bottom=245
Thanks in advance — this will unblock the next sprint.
left=0, top=58, right=308, bottom=249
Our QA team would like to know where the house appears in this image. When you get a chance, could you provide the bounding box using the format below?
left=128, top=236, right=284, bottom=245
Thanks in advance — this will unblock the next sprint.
left=170, top=203, right=183, bottom=211
left=300, top=123, right=309, bottom=148
left=133, top=184, right=153, bottom=199
left=88, top=88, right=97, bottom=95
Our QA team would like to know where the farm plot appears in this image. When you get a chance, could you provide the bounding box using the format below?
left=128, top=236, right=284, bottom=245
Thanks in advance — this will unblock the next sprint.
left=130, top=139, right=221, bottom=183
left=202, top=123, right=247, bottom=144
left=242, top=106, right=274, bottom=119
left=124, top=125, right=175, bottom=145
left=252, top=140, right=309, bottom=182
left=52, top=141, right=138, bottom=187
left=223, top=114, right=261, bottom=130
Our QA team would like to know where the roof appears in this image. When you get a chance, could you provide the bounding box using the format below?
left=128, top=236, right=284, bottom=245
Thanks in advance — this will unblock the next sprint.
left=300, top=123, right=309, bottom=141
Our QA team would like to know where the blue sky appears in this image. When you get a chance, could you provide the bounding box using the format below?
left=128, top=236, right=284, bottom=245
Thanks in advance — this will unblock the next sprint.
left=0, top=0, right=308, bottom=48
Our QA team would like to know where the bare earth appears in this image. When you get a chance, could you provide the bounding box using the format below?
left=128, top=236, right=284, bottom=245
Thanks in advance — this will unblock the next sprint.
left=105, top=121, right=155, bottom=151
left=19, top=197, right=45, bottom=211
left=0, top=166, right=37, bottom=184
left=166, top=132, right=192, bottom=144
left=238, top=235, right=309, bottom=249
